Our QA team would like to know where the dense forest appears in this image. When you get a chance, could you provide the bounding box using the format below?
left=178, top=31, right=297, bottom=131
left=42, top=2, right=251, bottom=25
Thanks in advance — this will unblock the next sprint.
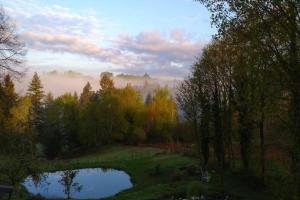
left=0, top=0, right=299, bottom=200
left=0, top=71, right=178, bottom=154
left=177, top=0, right=300, bottom=198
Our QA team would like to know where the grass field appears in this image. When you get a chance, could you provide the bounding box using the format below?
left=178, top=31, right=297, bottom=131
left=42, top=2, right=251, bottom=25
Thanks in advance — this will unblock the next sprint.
left=2, top=145, right=279, bottom=200
left=42, top=146, right=196, bottom=200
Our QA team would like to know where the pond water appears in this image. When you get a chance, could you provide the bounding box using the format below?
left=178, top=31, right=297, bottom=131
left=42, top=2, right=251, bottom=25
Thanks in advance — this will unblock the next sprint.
left=23, top=168, right=133, bottom=199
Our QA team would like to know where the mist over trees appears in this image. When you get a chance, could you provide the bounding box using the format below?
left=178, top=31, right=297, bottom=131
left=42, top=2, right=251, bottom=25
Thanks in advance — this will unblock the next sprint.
left=0, top=72, right=179, bottom=159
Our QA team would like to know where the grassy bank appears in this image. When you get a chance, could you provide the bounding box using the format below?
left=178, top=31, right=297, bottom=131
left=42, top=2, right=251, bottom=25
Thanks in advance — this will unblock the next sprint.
left=42, top=146, right=196, bottom=200
left=2, top=146, right=277, bottom=200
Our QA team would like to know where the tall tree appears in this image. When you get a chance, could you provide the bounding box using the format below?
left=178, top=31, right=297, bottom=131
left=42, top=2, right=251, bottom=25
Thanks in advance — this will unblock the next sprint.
left=119, top=85, right=146, bottom=144
left=79, top=82, right=93, bottom=107
left=0, top=8, right=26, bottom=76
left=145, top=93, right=152, bottom=105
left=27, top=72, right=44, bottom=156
left=42, top=93, right=80, bottom=158
left=1, top=74, right=17, bottom=117
left=146, top=87, right=177, bottom=142
left=177, top=78, right=210, bottom=168
left=198, top=0, right=300, bottom=193
left=27, top=72, right=44, bottom=115
left=100, top=74, right=114, bottom=91
left=0, top=74, right=18, bottom=153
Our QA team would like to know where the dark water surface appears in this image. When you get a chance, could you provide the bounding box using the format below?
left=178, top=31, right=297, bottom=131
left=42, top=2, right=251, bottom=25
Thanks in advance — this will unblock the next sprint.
left=23, top=168, right=133, bottom=199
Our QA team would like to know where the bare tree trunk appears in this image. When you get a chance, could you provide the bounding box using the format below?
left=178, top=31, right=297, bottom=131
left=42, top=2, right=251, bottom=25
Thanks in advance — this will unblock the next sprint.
left=259, top=108, right=265, bottom=187
left=288, top=3, right=300, bottom=196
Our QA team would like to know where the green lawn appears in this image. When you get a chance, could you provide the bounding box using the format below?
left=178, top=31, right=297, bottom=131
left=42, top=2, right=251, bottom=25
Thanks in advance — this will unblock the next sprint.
left=42, top=146, right=196, bottom=200
left=1, top=145, right=278, bottom=200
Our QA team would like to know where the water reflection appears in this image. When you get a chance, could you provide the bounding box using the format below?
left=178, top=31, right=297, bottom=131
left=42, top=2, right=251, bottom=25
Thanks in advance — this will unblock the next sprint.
left=23, top=168, right=132, bottom=199
left=58, top=170, right=82, bottom=199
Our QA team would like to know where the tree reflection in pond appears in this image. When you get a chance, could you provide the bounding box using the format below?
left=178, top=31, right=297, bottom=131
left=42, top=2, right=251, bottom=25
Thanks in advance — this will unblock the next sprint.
left=23, top=168, right=132, bottom=199
left=58, top=170, right=82, bottom=199
left=29, top=172, right=51, bottom=194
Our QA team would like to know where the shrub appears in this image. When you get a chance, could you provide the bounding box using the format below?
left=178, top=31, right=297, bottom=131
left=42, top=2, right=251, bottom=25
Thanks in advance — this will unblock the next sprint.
left=187, top=181, right=205, bottom=197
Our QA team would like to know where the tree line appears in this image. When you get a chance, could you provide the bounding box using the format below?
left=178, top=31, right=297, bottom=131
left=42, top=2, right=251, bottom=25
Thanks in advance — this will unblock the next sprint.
left=177, top=0, right=299, bottom=198
left=0, top=72, right=178, bottom=159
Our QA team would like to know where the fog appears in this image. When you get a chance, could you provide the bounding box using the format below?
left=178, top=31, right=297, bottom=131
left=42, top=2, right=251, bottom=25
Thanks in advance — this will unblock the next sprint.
left=15, top=71, right=181, bottom=98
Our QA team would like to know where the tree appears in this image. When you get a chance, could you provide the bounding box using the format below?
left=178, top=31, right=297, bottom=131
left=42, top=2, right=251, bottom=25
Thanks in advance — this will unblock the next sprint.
left=41, top=94, right=61, bottom=159
left=0, top=8, right=26, bottom=76
left=59, top=170, right=82, bottom=199
left=79, top=90, right=123, bottom=146
left=73, top=91, right=78, bottom=102
left=79, top=82, right=93, bottom=107
left=100, top=72, right=113, bottom=79
left=119, top=85, right=146, bottom=144
left=10, top=96, right=31, bottom=136
left=179, top=36, right=266, bottom=186
left=42, top=93, right=80, bottom=158
left=27, top=72, right=44, bottom=115
left=177, top=79, right=203, bottom=165
left=1, top=74, right=17, bottom=116
left=27, top=72, right=44, bottom=156
left=100, top=74, right=114, bottom=91
left=100, top=91, right=124, bottom=142
left=145, top=93, right=152, bottom=105
left=0, top=155, right=39, bottom=188
left=0, top=78, right=38, bottom=198
left=57, top=94, right=80, bottom=152
left=0, top=74, right=18, bottom=153
left=79, top=76, right=118, bottom=146
left=146, top=87, right=177, bottom=142
left=198, top=0, right=300, bottom=192
left=192, top=42, right=228, bottom=184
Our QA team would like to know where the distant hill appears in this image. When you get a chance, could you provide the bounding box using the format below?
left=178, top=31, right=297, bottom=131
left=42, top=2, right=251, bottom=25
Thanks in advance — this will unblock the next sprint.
left=116, top=73, right=151, bottom=80
left=44, top=70, right=92, bottom=79
left=47, top=70, right=59, bottom=75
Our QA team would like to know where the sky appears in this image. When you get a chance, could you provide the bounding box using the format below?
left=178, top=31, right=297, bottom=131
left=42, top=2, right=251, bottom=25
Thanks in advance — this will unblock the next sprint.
left=1, top=0, right=215, bottom=78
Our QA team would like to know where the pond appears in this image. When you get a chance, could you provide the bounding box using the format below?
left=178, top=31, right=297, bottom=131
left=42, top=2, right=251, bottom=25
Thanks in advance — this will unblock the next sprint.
left=23, top=168, right=133, bottom=199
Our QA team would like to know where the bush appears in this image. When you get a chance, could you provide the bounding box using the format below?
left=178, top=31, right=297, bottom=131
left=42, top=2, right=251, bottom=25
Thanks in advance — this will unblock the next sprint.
left=132, top=127, right=146, bottom=144
left=149, top=164, right=162, bottom=176
left=268, top=170, right=296, bottom=200
left=187, top=181, right=205, bottom=197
